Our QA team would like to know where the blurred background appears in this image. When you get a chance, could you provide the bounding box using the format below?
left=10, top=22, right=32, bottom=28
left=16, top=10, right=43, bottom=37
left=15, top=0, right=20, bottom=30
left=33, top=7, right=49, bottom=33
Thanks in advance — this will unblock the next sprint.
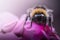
left=0, top=0, right=60, bottom=39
